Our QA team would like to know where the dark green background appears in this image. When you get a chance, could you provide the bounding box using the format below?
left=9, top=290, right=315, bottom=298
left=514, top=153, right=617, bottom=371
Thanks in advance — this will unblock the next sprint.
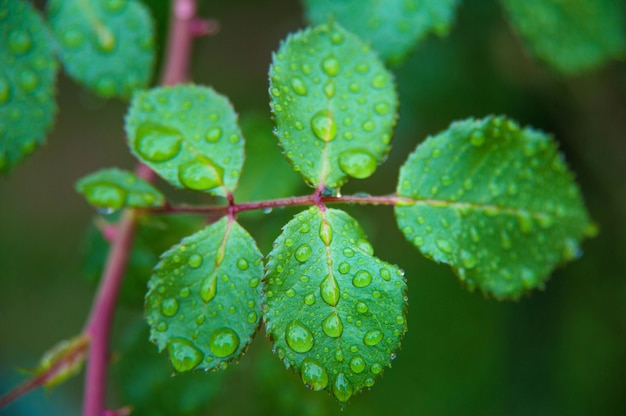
left=1, top=0, right=625, bottom=415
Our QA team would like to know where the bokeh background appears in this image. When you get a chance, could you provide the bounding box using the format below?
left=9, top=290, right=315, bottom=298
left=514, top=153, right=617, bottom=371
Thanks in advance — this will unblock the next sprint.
left=1, top=0, right=625, bottom=415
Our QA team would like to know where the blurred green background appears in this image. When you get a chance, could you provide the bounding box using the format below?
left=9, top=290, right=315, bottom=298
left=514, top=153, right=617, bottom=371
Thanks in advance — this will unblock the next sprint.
left=1, top=0, right=625, bottom=415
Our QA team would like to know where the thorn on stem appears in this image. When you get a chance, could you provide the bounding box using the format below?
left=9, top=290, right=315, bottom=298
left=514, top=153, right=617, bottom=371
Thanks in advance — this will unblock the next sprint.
left=190, top=18, right=220, bottom=37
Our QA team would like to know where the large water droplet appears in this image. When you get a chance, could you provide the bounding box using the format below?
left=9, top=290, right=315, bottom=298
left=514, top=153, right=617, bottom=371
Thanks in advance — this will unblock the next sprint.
left=285, top=321, right=314, bottom=353
left=301, top=358, right=328, bottom=391
left=167, top=338, right=203, bottom=372
left=200, top=275, right=217, bottom=303
left=322, top=313, right=343, bottom=338
left=352, top=270, right=372, bottom=288
left=209, top=328, right=239, bottom=357
left=363, top=330, right=383, bottom=346
left=294, top=244, right=312, bottom=262
left=320, top=274, right=340, bottom=306
left=8, top=29, right=32, bottom=54
left=349, top=356, right=365, bottom=374
left=310, top=110, right=337, bottom=142
left=338, top=149, right=377, bottom=179
left=135, top=122, right=183, bottom=162
left=321, top=55, right=340, bottom=76
left=187, top=254, right=202, bottom=268
left=319, top=221, right=333, bottom=245
left=86, top=182, right=127, bottom=209
left=332, top=373, right=353, bottom=403
left=161, top=298, right=179, bottom=317
left=178, top=161, right=223, bottom=191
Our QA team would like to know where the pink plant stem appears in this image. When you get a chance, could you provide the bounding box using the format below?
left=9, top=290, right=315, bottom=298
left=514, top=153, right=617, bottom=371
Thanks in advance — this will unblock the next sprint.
left=82, top=1, right=198, bottom=415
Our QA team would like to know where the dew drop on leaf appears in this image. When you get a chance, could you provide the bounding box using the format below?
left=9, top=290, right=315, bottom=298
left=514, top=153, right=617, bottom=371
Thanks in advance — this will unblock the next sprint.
left=135, top=121, right=183, bottom=162
left=178, top=161, right=223, bottom=191
left=310, top=110, right=337, bottom=142
left=320, top=274, right=341, bottom=306
left=167, top=338, right=204, bottom=372
left=209, top=328, right=239, bottom=357
left=349, top=356, right=366, bottom=374
left=338, top=148, right=377, bottom=179
left=363, top=330, right=383, bottom=346
left=321, top=313, right=343, bottom=338
left=285, top=321, right=315, bottom=353
left=160, top=298, right=179, bottom=317
left=301, top=358, right=329, bottom=391
left=332, top=373, right=353, bottom=403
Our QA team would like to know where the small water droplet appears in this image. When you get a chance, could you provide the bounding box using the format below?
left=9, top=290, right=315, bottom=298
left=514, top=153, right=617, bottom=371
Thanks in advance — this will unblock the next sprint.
left=285, top=321, right=314, bottom=353
left=521, top=268, right=536, bottom=289
left=178, top=161, right=223, bottom=191
left=167, top=338, right=203, bottom=372
left=356, top=302, right=369, bottom=313
left=338, top=149, right=377, bottom=179
left=310, top=110, right=337, bottom=142
left=380, top=268, right=391, bottom=281
left=304, top=293, right=316, bottom=305
left=61, top=29, right=84, bottom=48
left=322, top=313, right=343, bottom=338
left=195, top=314, right=205, bottom=325
left=364, top=330, right=383, bottom=346
left=86, top=183, right=127, bottom=209
left=205, top=126, right=222, bottom=142
left=470, top=132, right=485, bottom=147
left=291, top=77, right=307, bottom=95
left=156, top=321, right=167, bottom=332
left=285, top=288, right=296, bottom=298
left=0, top=76, right=10, bottom=103
left=135, top=121, right=183, bottom=162
left=436, top=239, right=453, bottom=254
left=179, top=287, right=190, bottom=297
left=105, top=0, right=127, bottom=12
left=460, top=250, right=477, bottom=269
left=294, top=244, right=312, bottom=262
left=200, top=275, right=217, bottom=303
left=349, top=356, right=365, bottom=374
left=371, top=363, right=382, bottom=374
left=209, top=328, right=239, bottom=357
left=321, top=55, right=340, bottom=76
left=536, top=214, right=554, bottom=229
left=95, top=76, right=116, bottom=96
left=320, top=274, right=340, bottom=306
left=301, top=358, right=328, bottom=390
left=338, top=262, right=350, bottom=274
left=249, top=277, right=260, bottom=288
left=343, top=248, right=355, bottom=258
left=236, top=258, right=249, bottom=270
left=188, top=254, right=202, bottom=268
left=8, top=29, right=32, bottom=54
left=362, top=120, right=375, bottom=132
left=332, top=373, right=353, bottom=403
left=247, top=311, right=258, bottom=323
left=372, top=73, right=387, bottom=89
left=161, top=298, right=179, bottom=317
left=352, top=270, right=372, bottom=288
left=319, top=221, right=333, bottom=245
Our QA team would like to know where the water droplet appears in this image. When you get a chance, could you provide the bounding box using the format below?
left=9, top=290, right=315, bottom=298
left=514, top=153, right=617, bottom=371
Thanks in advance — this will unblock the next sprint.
left=338, top=262, right=350, bottom=274
left=349, top=82, right=360, bottom=93
left=310, top=110, right=337, bottom=142
left=338, top=149, right=377, bottom=179
left=95, top=28, right=116, bottom=53
left=470, top=132, right=485, bottom=147
left=188, top=254, right=202, bottom=268
left=209, top=328, right=239, bottom=357
left=291, top=77, right=307, bottom=95
left=329, top=30, right=343, bottom=44
left=460, top=250, right=477, bottom=269
left=322, top=313, right=343, bottom=338
left=195, top=314, right=205, bottom=325
left=178, top=161, right=223, bottom=191
left=380, top=268, right=391, bottom=281
left=205, top=126, right=222, bottom=142
left=200, top=275, right=217, bottom=303
left=0, top=76, right=10, bottom=103
left=356, top=239, right=374, bottom=255
left=352, top=270, right=372, bottom=288
left=156, top=321, right=167, bottom=331
left=294, top=244, right=312, bottom=262
left=436, top=239, right=453, bottom=254
left=285, top=321, right=314, bottom=353
left=86, top=183, right=127, bottom=209
left=304, top=293, right=316, bottom=305
left=362, top=120, right=375, bottom=132
left=319, top=221, right=333, bottom=245
left=332, top=373, right=353, bottom=403
left=249, top=278, right=260, bottom=288
left=372, top=73, right=387, bottom=89
left=8, top=29, right=32, bottom=54
left=323, top=81, right=335, bottom=98
left=374, top=101, right=390, bottom=115
left=161, top=298, right=179, bottom=317
left=167, top=338, right=203, bottom=372
left=343, top=248, right=355, bottom=258
left=135, top=121, right=183, bottom=162
left=321, top=55, right=340, bottom=76
left=518, top=213, right=534, bottom=234
left=356, top=302, right=369, bottom=313
left=247, top=311, right=258, bottom=323
left=179, top=287, right=190, bottom=297
left=521, top=268, right=535, bottom=289
left=371, top=363, right=382, bottom=374
left=536, top=214, right=554, bottom=229
left=364, top=330, right=383, bottom=346
left=105, top=0, right=127, bottom=12
left=285, top=288, right=296, bottom=298
left=301, top=358, right=328, bottom=390
left=349, top=356, right=365, bottom=374
left=235, top=258, right=249, bottom=271
left=320, top=274, right=340, bottom=306
left=61, top=29, right=84, bottom=48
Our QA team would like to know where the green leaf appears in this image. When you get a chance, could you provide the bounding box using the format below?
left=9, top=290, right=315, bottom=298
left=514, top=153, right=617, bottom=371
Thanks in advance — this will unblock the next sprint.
left=83, top=214, right=205, bottom=308
left=34, top=334, right=88, bottom=390
left=47, top=0, right=155, bottom=98
left=270, top=23, right=398, bottom=189
left=501, top=0, right=626, bottom=74
left=145, top=217, right=264, bottom=372
left=76, top=168, right=165, bottom=210
left=126, top=85, right=245, bottom=197
left=0, top=0, right=58, bottom=174
left=303, top=0, right=461, bottom=64
left=395, top=115, right=594, bottom=299
left=264, top=206, right=407, bottom=402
